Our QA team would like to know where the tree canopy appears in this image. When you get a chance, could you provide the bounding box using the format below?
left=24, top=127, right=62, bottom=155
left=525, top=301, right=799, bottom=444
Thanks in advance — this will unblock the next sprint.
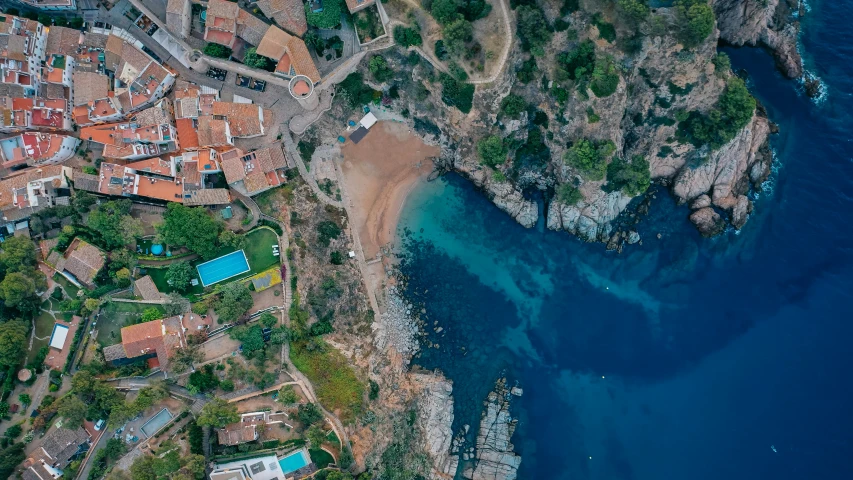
left=606, top=155, right=652, bottom=196
left=516, top=5, right=552, bottom=56
left=500, top=94, right=527, bottom=118
left=214, top=283, right=253, bottom=323
left=197, top=398, right=239, bottom=428
left=0, top=236, right=37, bottom=273
left=0, top=320, right=28, bottom=368
left=393, top=25, right=422, bottom=47
left=676, top=0, right=716, bottom=48
left=243, top=47, right=275, bottom=71
left=677, top=77, right=756, bottom=150
left=564, top=139, right=616, bottom=181
left=369, top=55, right=393, bottom=83
left=158, top=203, right=224, bottom=259
left=556, top=184, right=583, bottom=206
left=166, top=261, right=194, bottom=291
left=477, top=135, right=507, bottom=168
left=88, top=200, right=141, bottom=249
left=306, top=0, right=342, bottom=29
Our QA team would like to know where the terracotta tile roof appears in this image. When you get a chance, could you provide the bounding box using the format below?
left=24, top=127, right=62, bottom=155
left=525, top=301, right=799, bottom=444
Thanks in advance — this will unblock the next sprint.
left=102, top=343, right=128, bottom=362
left=72, top=72, right=110, bottom=107
left=207, top=0, right=240, bottom=20
left=217, top=423, right=258, bottom=446
left=256, top=143, right=287, bottom=172
left=237, top=9, right=270, bottom=46
left=256, top=0, right=308, bottom=36
left=63, top=239, right=105, bottom=286
left=220, top=154, right=246, bottom=184
left=212, top=102, right=263, bottom=137
left=42, top=83, right=67, bottom=100
left=120, top=42, right=155, bottom=77
left=243, top=170, right=269, bottom=194
left=39, top=426, right=90, bottom=465
left=167, top=0, right=188, bottom=14
left=104, top=34, right=124, bottom=70
left=345, top=0, right=376, bottom=13
left=176, top=97, right=199, bottom=118
left=256, top=25, right=291, bottom=60
left=176, top=118, right=200, bottom=149
left=46, top=26, right=82, bottom=56
left=133, top=99, right=173, bottom=127
left=82, top=32, right=108, bottom=49
left=184, top=188, right=231, bottom=206
left=72, top=171, right=100, bottom=193
left=121, top=319, right=164, bottom=358
left=134, top=275, right=163, bottom=301
left=197, top=116, right=230, bottom=147
left=286, top=36, right=320, bottom=83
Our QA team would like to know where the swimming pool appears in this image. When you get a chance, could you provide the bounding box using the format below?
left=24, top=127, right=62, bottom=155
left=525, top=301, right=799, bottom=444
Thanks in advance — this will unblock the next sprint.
left=140, top=408, right=172, bottom=437
left=196, top=250, right=250, bottom=286
left=278, top=449, right=310, bottom=475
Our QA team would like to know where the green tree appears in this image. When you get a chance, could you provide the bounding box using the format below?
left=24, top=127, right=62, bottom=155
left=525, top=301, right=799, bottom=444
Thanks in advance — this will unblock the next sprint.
left=158, top=203, right=223, bottom=259
left=141, top=307, right=163, bottom=322
left=677, top=77, right=755, bottom=149
left=18, top=393, right=31, bottom=406
left=556, top=184, right=583, bottom=205
left=230, top=324, right=264, bottom=354
left=0, top=443, right=25, bottom=480
left=442, top=18, right=473, bottom=55
left=393, top=25, right=422, bottom=47
left=57, top=395, right=88, bottom=429
left=297, top=402, right=323, bottom=425
left=243, top=47, right=274, bottom=71
left=556, top=39, right=596, bottom=83
left=0, top=236, right=37, bottom=273
left=477, top=135, right=507, bottom=167
left=617, top=0, right=650, bottom=25
left=606, top=155, right=651, bottom=196
left=431, top=0, right=462, bottom=25
left=218, top=230, right=246, bottom=250
left=164, top=292, right=190, bottom=316
left=203, top=43, right=232, bottom=59
left=676, top=0, right=715, bottom=48
left=214, top=283, right=253, bottom=323
left=89, top=200, right=140, bottom=248
left=516, top=5, right=552, bottom=56
left=278, top=385, right=299, bottom=404
left=0, top=270, right=46, bottom=313
left=368, top=55, right=393, bottom=83
left=306, top=0, right=342, bottom=28
left=260, top=312, right=278, bottom=328
left=197, top=398, right=239, bottom=428
left=439, top=73, right=474, bottom=113
left=166, top=261, right=194, bottom=292
left=564, top=139, right=616, bottom=181
left=306, top=425, right=326, bottom=447
left=330, top=251, right=344, bottom=265
left=114, top=267, right=132, bottom=288
left=4, top=424, right=21, bottom=439
left=712, top=52, right=731, bottom=78
left=72, top=191, right=97, bottom=213
left=82, top=298, right=102, bottom=316
left=499, top=94, right=527, bottom=118
left=590, top=55, right=620, bottom=98
left=316, top=221, right=341, bottom=247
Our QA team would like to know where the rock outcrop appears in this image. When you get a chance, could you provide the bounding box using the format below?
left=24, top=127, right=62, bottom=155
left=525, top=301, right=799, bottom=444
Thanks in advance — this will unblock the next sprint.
left=713, top=0, right=803, bottom=78
left=462, top=380, right=521, bottom=480
left=415, top=374, right=459, bottom=479
left=690, top=207, right=726, bottom=237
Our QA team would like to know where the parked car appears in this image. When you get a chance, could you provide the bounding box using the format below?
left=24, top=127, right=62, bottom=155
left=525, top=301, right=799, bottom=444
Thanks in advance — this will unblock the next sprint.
left=95, top=419, right=106, bottom=431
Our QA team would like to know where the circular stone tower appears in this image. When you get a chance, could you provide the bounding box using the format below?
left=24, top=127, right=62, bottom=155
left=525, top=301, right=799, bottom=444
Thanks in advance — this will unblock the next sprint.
left=289, top=75, right=319, bottom=111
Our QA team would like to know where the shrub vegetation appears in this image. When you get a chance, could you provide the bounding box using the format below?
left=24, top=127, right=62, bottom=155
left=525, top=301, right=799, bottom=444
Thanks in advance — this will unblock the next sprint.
left=677, top=77, right=756, bottom=150
left=564, top=139, right=616, bottom=181
left=605, top=156, right=652, bottom=196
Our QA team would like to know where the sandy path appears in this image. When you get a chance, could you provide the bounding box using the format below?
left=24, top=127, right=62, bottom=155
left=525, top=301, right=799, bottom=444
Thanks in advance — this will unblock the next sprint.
left=340, top=122, right=439, bottom=259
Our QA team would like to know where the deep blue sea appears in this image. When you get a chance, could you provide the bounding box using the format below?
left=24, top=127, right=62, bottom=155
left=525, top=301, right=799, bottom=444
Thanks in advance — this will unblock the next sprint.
left=396, top=1, right=853, bottom=478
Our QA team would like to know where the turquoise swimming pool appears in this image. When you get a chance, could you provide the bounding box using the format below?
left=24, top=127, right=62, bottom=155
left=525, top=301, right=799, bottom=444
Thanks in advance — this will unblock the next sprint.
left=140, top=408, right=172, bottom=437
left=196, top=250, right=250, bottom=286
left=278, top=450, right=310, bottom=475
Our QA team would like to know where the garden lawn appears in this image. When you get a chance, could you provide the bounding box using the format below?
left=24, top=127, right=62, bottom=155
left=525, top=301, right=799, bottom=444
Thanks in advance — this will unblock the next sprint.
left=34, top=301, right=58, bottom=338
left=290, top=339, right=364, bottom=422
left=309, top=448, right=334, bottom=469
left=149, top=227, right=280, bottom=295
left=53, top=272, right=81, bottom=298
left=96, top=302, right=166, bottom=345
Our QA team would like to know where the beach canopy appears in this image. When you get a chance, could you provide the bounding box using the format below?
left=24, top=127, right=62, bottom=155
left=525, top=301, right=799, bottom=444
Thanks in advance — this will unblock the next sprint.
left=360, top=112, right=377, bottom=129
left=338, top=136, right=346, bottom=143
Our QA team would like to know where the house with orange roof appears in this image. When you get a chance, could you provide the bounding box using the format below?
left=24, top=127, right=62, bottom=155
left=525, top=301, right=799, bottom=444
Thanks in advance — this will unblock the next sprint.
left=219, top=143, right=288, bottom=196
left=212, top=101, right=269, bottom=138
left=0, top=15, right=49, bottom=97
left=255, top=0, right=308, bottom=36
left=80, top=122, right=179, bottom=160
left=102, top=313, right=207, bottom=373
left=0, top=96, right=73, bottom=132
left=255, top=26, right=320, bottom=84
left=204, top=0, right=272, bottom=49
left=345, top=0, right=377, bottom=14
left=0, top=132, right=79, bottom=168
left=0, top=165, right=72, bottom=235
left=54, top=237, right=105, bottom=289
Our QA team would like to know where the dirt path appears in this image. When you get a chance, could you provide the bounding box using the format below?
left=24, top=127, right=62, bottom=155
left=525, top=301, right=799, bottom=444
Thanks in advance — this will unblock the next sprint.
left=395, top=0, right=514, bottom=84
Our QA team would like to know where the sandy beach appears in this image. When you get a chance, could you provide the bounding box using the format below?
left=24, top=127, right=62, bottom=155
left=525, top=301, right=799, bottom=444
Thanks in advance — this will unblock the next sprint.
left=339, top=121, right=439, bottom=260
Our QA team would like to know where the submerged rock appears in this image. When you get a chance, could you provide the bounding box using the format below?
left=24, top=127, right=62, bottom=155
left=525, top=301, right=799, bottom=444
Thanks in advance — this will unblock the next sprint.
left=690, top=208, right=726, bottom=237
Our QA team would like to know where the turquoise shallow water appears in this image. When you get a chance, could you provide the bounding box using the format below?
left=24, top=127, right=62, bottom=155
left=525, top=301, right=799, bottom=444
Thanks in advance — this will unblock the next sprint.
left=396, top=1, right=853, bottom=478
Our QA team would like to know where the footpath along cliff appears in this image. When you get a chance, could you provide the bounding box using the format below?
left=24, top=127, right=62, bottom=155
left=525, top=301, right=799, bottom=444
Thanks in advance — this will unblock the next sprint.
left=412, top=0, right=807, bottom=247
